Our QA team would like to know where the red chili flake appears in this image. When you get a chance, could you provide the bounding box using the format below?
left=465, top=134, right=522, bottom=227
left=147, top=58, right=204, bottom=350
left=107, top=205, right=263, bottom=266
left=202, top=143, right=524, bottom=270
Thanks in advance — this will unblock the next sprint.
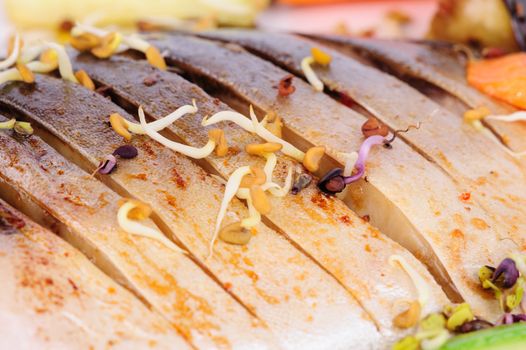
left=143, top=75, right=158, bottom=87
left=278, top=74, right=296, bottom=97
left=459, top=192, right=471, bottom=202
left=361, top=215, right=370, bottom=222
left=339, top=215, right=352, bottom=225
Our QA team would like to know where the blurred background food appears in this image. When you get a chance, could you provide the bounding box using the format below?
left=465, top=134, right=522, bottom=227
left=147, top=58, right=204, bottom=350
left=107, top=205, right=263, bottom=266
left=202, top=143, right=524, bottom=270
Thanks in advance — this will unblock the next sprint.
left=0, top=0, right=524, bottom=54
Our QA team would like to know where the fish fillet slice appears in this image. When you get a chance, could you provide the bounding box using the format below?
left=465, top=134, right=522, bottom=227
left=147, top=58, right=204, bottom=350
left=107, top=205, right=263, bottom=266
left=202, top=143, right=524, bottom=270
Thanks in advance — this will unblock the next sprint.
left=308, top=35, right=526, bottom=154
left=70, top=49, right=449, bottom=339
left=0, top=120, right=277, bottom=350
left=0, top=76, right=382, bottom=350
left=0, top=199, right=189, bottom=350
left=149, top=33, right=521, bottom=320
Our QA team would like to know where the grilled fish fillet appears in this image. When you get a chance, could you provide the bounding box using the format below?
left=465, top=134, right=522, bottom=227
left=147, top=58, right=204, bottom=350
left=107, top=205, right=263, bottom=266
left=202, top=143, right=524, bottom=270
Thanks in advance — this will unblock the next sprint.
left=307, top=35, right=526, bottom=154
left=0, top=116, right=277, bottom=349
left=0, top=199, right=189, bottom=350
left=0, top=76, right=388, bottom=350
left=149, top=32, right=524, bottom=319
left=68, top=51, right=449, bottom=342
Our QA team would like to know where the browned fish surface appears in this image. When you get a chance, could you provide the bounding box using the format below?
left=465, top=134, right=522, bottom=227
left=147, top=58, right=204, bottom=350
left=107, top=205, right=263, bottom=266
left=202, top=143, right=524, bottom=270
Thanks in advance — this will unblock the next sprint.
left=149, top=33, right=526, bottom=319
left=307, top=35, right=526, bottom=153
left=0, top=75, right=387, bottom=349
left=0, top=116, right=277, bottom=349
left=0, top=199, right=189, bottom=350
left=69, top=50, right=450, bottom=342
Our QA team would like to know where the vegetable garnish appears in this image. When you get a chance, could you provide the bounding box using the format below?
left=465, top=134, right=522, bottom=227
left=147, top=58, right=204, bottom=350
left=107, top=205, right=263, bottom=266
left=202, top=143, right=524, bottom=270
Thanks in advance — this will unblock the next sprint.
left=318, top=135, right=384, bottom=194
left=74, top=70, right=95, bottom=90
left=260, top=112, right=283, bottom=138
left=303, top=146, right=326, bottom=173
left=209, top=166, right=252, bottom=259
left=311, top=47, right=332, bottom=66
left=113, top=145, right=138, bottom=159
left=464, top=107, right=526, bottom=158
left=0, top=34, right=21, bottom=70
left=0, top=119, right=16, bottom=130
left=109, top=101, right=198, bottom=141
left=300, top=47, right=332, bottom=92
left=71, top=24, right=167, bottom=70
left=117, top=199, right=185, bottom=254
left=245, top=142, right=294, bottom=197
left=301, top=56, right=323, bottom=92
left=138, top=106, right=227, bottom=159
left=467, top=53, right=526, bottom=109
left=277, top=74, right=296, bottom=97
left=439, top=323, right=526, bottom=350
left=0, top=119, right=34, bottom=136
left=13, top=121, right=34, bottom=136
left=319, top=124, right=420, bottom=195
left=202, top=106, right=305, bottom=161
left=362, top=117, right=389, bottom=137
left=91, top=32, right=123, bottom=59
left=291, top=173, right=312, bottom=195
left=93, top=154, right=117, bottom=175
left=389, top=255, right=430, bottom=326
left=15, top=63, right=34, bottom=83
left=394, top=255, right=526, bottom=349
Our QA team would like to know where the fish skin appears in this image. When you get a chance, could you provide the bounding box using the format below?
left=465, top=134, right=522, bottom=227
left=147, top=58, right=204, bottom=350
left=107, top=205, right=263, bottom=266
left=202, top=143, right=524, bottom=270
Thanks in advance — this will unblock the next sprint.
left=0, top=121, right=277, bottom=350
left=0, top=76, right=382, bottom=350
left=307, top=35, right=526, bottom=154
left=194, top=30, right=526, bottom=243
left=0, top=199, right=189, bottom=350
left=149, top=33, right=523, bottom=320
left=70, top=49, right=448, bottom=342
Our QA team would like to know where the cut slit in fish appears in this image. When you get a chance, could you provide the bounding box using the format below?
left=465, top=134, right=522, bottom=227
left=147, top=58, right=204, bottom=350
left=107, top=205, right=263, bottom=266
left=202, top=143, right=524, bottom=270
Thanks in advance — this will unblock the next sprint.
left=70, top=50, right=450, bottom=339
left=0, top=115, right=278, bottom=350
left=0, top=76, right=392, bottom=350
left=0, top=199, right=189, bottom=350
left=306, top=35, right=526, bottom=155
left=149, top=32, right=526, bottom=320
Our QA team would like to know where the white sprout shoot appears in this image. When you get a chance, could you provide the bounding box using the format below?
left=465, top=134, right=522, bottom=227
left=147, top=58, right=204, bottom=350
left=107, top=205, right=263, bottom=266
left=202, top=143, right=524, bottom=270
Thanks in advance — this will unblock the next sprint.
left=340, top=151, right=359, bottom=177
left=486, top=111, right=526, bottom=123
left=201, top=107, right=304, bottom=161
left=209, top=166, right=251, bottom=259
left=44, top=42, right=78, bottom=83
left=118, top=201, right=185, bottom=254
left=0, top=68, right=23, bottom=85
left=0, top=34, right=20, bottom=70
left=389, top=255, right=430, bottom=308
left=125, top=100, right=197, bottom=134
left=301, top=56, right=324, bottom=92
left=19, top=44, right=46, bottom=64
left=72, top=23, right=151, bottom=54
left=26, top=61, right=57, bottom=73
left=267, top=166, right=294, bottom=197
left=240, top=194, right=261, bottom=229
left=263, top=152, right=277, bottom=182
left=138, top=106, right=216, bottom=159
left=0, top=119, right=16, bottom=129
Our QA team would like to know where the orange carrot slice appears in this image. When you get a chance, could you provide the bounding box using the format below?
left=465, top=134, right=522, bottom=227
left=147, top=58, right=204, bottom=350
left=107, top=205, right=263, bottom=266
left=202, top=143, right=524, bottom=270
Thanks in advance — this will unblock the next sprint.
left=467, top=53, right=526, bottom=109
